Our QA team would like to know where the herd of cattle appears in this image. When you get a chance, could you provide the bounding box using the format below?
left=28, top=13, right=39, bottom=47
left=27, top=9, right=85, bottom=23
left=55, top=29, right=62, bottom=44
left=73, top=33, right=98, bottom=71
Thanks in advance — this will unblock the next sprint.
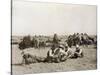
left=18, top=33, right=97, bottom=50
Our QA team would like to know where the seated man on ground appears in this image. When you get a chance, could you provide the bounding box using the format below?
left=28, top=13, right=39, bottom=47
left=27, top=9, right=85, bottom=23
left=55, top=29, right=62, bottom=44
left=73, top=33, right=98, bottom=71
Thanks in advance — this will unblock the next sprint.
left=51, top=44, right=68, bottom=62
left=67, top=44, right=83, bottom=58
left=64, top=44, right=76, bottom=59
left=45, top=44, right=67, bottom=63
left=57, top=44, right=69, bottom=61
left=74, top=44, right=83, bottom=58
left=45, top=46, right=60, bottom=63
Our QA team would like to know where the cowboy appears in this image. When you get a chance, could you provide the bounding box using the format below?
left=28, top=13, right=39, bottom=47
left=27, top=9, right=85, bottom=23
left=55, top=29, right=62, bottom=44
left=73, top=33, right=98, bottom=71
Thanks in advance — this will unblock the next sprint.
left=55, top=44, right=68, bottom=62
left=67, top=44, right=83, bottom=58
left=74, top=44, right=83, bottom=58
left=45, top=46, right=59, bottom=63
left=57, top=45, right=65, bottom=55
left=46, top=44, right=66, bottom=63
left=65, top=44, right=76, bottom=59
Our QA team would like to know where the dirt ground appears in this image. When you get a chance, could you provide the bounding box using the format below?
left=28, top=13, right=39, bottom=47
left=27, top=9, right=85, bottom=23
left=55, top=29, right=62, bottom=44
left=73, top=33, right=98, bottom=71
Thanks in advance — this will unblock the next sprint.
left=12, top=44, right=97, bottom=75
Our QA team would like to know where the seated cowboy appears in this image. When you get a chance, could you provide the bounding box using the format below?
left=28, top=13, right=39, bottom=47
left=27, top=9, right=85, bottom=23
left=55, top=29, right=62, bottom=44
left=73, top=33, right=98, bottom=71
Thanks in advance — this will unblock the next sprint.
left=74, top=44, right=83, bottom=58
left=56, top=45, right=66, bottom=55
left=45, top=46, right=59, bottom=63
left=67, top=44, right=83, bottom=58
left=45, top=44, right=66, bottom=63
left=54, top=44, right=68, bottom=62
left=64, top=44, right=76, bottom=59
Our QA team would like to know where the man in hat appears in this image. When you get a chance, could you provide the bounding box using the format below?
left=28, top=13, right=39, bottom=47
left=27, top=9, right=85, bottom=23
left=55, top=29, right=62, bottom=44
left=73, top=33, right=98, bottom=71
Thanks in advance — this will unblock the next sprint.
left=64, top=44, right=75, bottom=58
left=74, top=44, right=83, bottom=58
left=67, top=44, right=83, bottom=58
left=46, top=44, right=66, bottom=63
left=46, top=46, right=59, bottom=63
left=55, top=44, right=68, bottom=62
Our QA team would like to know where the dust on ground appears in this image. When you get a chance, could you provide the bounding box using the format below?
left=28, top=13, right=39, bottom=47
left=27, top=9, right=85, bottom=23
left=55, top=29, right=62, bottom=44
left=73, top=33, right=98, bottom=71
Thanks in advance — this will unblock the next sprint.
left=12, top=45, right=97, bottom=75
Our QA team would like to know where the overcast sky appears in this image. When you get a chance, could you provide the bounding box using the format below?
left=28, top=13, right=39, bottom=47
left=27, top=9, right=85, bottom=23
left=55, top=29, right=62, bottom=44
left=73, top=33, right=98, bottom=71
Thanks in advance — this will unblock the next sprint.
left=12, top=0, right=97, bottom=36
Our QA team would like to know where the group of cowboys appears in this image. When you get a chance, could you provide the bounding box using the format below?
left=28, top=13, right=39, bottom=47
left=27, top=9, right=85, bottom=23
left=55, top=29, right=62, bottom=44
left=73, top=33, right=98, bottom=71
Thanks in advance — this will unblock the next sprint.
left=45, top=44, right=83, bottom=63
left=21, top=44, right=83, bottom=65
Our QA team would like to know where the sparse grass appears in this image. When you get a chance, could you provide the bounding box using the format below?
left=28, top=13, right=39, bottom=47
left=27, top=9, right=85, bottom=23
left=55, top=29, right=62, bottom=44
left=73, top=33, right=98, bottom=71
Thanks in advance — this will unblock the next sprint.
left=12, top=44, right=97, bottom=75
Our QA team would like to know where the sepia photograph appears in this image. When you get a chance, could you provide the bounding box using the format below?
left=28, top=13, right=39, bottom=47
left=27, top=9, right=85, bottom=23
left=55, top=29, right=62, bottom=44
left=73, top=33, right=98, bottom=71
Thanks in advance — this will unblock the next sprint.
left=11, top=0, right=97, bottom=75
